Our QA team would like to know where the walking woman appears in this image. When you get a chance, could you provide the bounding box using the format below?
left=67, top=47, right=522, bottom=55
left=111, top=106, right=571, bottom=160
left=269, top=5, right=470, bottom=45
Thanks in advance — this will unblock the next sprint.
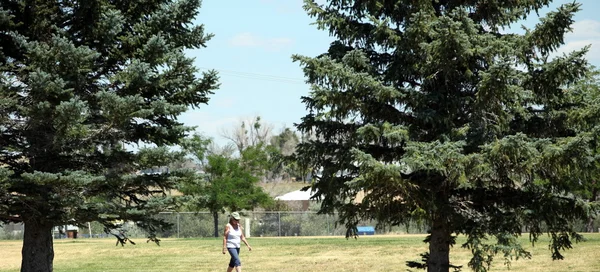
left=223, top=212, right=252, bottom=272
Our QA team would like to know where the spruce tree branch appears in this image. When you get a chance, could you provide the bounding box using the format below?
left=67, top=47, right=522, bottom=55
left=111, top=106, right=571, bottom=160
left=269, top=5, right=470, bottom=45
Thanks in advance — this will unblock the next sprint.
left=0, top=214, right=23, bottom=222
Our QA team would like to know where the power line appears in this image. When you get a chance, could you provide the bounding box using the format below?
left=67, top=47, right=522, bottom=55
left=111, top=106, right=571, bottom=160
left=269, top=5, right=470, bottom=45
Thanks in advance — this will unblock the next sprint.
left=199, top=67, right=306, bottom=84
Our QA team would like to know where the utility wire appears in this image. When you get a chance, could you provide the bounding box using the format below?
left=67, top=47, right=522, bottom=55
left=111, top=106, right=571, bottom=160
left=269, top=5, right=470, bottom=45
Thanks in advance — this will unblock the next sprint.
left=199, top=67, right=306, bottom=84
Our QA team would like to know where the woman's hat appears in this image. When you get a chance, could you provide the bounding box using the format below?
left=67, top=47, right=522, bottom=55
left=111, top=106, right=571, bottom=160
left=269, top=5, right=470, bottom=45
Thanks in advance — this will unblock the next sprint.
left=230, top=212, right=241, bottom=220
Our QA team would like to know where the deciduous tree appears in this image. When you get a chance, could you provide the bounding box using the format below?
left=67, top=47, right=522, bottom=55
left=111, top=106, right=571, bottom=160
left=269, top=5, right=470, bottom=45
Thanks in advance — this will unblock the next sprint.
left=220, top=116, right=273, bottom=153
left=178, top=134, right=273, bottom=237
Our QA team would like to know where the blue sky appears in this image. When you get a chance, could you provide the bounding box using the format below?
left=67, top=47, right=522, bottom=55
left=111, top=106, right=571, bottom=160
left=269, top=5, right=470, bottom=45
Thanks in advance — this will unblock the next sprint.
left=180, top=0, right=600, bottom=146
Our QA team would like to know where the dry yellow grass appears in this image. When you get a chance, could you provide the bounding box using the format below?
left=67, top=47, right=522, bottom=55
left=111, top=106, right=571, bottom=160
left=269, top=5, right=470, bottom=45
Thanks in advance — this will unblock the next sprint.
left=1, top=234, right=600, bottom=271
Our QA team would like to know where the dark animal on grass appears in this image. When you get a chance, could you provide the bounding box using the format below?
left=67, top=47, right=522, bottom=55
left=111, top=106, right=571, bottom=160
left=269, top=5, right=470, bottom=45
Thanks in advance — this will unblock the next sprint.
left=111, top=230, right=136, bottom=247
left=147, top=236, right=161, bottom=246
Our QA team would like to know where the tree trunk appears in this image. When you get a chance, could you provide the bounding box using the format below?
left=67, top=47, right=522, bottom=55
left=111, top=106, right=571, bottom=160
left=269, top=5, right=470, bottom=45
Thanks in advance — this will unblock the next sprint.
left=586, top=216, right=595, bottom=233
left=587, top=189, right=599, bottom=233
left=213, top=211, right=219, bottom=238
left=428, top=219, right=451, bottom=272
left=21, top=219, right=54, bottom=272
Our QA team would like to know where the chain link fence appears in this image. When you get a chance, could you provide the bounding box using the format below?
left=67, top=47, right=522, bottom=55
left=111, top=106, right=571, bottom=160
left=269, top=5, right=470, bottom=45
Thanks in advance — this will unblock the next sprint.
left=0, top=211, right=430, bottom=240
left=3, top=212, right=598, bottom=240
left=0, top=222, right=24, bottom=240
left=130, top=211, right=430, bottom=238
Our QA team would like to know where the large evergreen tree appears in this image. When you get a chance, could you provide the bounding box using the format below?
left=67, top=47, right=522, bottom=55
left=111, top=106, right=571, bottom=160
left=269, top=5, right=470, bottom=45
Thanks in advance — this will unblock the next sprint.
left=293, top=1, right=600, bottom=271
left=0, top=1, right=218, bottom=271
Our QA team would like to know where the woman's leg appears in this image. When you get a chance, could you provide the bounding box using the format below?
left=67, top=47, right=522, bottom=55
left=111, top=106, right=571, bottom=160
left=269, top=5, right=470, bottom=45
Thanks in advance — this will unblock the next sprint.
left=227, top=248, right=242, bottom=271
left=235, top=247, right=242, bottom=272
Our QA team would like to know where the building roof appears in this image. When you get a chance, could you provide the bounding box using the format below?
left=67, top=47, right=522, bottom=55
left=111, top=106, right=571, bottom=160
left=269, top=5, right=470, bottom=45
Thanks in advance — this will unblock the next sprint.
left=275, top=189, right=316, bottom=201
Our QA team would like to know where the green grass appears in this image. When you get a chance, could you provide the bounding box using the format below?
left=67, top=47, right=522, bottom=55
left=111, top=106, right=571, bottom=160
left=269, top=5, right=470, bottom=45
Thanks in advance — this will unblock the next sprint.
left=2, top=234, right=600, bottom=271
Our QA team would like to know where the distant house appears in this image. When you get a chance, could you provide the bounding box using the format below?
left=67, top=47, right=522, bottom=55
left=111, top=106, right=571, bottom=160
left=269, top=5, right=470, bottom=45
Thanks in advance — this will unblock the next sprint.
left=275, top=188, right=366, bottom=211
left=275, top=189, right=317, bottom=211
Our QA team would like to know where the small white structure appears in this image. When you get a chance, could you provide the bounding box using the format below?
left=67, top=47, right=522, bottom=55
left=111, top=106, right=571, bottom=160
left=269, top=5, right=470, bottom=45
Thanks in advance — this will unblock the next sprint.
left=275, top=189, right=316, bottom=201
left=275, top=189, right=317, bottom=211
left=53, top=225, right=79, bottom=238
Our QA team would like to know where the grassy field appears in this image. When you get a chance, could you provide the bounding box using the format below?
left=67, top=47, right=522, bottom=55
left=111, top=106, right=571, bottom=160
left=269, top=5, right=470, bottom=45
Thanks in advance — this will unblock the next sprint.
left=2, top=234, right=600, bottom=272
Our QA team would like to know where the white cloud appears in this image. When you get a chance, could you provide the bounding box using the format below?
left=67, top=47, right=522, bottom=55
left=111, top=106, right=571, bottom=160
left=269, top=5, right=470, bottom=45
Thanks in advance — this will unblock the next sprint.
left=555, top=20, right=600, bottom=61
left=229, top=32, right=294, bottom=52
left=229, top=32, right=262, bottom=47
left=567, top=20, right=600, bottom=40
left=557, top=39, right=600, bottom=59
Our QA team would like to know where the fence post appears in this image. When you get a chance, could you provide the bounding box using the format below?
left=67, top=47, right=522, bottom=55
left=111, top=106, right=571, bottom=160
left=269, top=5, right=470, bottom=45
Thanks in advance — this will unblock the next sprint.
left=177, top=212, right=180, bottom=238
left=278, top=211, right=281, bottom=237
left=245, top=218, right=250, bottom=238
left=327, top=214, right=330, bottom=235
